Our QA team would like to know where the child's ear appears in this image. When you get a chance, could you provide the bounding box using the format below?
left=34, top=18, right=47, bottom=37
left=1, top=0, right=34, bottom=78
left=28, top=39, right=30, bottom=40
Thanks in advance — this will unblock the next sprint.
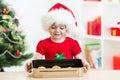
left=65, top=25, right=68, bottom=32
left=66, top=29, right=68, bottom=32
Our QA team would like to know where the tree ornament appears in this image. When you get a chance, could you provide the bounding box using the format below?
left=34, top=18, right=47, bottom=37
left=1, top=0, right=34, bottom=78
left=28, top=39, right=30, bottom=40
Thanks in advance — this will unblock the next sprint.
left=11, top=31, right=22, bottom=41
left=15, top=18, right=19, bottom=22
left=0, top=38, right=3, bottom=43
left=16, top=50, right=21, bottom=56
left=8, top=43, right=13, bottom=49
left=2, top=15, right=11, bottom=20
left=2, top=8, right=8, bottom=15
left=23, top=41, right=26, bottom=46
left=8, top=21, right=13, bottom=28
left=4, top=28, right=8, bottom=32
left=55, top=48, right=65, bottom=60
left=0, top=26, right=4, bottom=32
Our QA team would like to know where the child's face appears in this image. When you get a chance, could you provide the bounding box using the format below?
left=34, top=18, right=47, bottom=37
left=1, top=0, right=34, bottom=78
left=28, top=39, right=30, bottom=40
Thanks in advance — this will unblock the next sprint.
left=48, top=23, right=67, bottom=41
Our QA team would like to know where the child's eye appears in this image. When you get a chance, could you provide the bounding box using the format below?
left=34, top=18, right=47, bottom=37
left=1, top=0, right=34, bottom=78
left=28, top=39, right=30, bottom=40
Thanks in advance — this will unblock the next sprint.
left=60, top=27, right=65, bottom=30
left=51, top=26, right=56, bottom=29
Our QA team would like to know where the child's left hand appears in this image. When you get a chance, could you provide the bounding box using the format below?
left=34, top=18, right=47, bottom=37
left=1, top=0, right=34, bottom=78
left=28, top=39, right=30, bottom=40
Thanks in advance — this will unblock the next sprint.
left=82, top=62, right=90, bottom=73
left=75, top=54, right=90, bottom=73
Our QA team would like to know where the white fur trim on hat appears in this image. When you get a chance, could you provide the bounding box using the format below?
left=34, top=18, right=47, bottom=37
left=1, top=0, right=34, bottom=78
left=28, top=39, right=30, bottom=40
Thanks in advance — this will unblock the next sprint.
left=41, top=9, right=75, bottom=31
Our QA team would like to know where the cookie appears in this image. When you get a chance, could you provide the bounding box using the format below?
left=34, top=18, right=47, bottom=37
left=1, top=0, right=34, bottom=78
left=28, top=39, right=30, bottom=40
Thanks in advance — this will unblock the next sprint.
left=52, top=65, right=61, bottom=69
left=38, top=66, right=46, bottom=70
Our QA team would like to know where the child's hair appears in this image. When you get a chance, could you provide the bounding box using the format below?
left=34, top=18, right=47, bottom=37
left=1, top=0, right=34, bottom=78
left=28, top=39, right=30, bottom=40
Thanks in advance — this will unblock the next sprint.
left=41, top=3, right=85, bottom=39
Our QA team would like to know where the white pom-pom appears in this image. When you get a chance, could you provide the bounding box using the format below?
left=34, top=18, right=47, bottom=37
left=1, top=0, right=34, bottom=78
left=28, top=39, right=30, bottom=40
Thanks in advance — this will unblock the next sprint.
left=67, top=25, right=86, bottom=40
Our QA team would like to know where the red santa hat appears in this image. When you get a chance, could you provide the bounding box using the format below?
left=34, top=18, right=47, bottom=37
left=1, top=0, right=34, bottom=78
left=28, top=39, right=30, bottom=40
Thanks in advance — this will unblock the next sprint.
left=41, top=3, right=85, bottom=39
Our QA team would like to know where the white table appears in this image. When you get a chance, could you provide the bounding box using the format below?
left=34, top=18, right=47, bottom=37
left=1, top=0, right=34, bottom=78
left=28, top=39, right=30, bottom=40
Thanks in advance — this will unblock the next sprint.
left=0, top=70, right=120, bottom=80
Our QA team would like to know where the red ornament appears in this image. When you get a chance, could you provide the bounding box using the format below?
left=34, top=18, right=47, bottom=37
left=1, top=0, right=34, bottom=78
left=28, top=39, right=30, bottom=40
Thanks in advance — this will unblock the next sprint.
left=4, top=28, right=8, bottom=32
left=57, top=48, right=63, bottom=54
left=16, top=50, right=21, bottom=56
left=117, top=21, right=120, bottom=25
left=2, top=9, right=8, bottom=14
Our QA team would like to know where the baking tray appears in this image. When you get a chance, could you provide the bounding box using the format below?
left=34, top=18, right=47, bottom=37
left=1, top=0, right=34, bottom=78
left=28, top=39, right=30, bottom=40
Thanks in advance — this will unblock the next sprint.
left=32, top=59, right=84, bottom=78
left=32, top=59, right=83, bottom=68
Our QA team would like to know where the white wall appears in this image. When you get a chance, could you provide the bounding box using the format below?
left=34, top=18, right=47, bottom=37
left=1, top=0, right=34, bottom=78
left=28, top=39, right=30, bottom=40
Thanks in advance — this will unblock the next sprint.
left=4, top=0, right=84, bottom=71
left=6, top=0, right=83, bottom=53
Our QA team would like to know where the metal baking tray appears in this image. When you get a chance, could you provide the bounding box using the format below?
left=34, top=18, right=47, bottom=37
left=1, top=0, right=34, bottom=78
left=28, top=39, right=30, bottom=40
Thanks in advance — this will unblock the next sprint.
left=32, top=59, right=83, bottom=68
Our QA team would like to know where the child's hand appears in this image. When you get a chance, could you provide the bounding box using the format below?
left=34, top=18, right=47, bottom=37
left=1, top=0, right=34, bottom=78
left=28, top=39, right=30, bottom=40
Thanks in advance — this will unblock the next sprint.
left=83, top=62, right=90, bottom=73
left=75, top=54, right=90, bottom=73
left=25, top=61, right=32, bottom=73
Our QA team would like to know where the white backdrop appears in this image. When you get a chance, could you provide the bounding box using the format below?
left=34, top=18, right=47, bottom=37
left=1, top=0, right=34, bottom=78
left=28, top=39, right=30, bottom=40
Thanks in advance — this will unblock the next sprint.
left=6, top=0, right=83, bottom=53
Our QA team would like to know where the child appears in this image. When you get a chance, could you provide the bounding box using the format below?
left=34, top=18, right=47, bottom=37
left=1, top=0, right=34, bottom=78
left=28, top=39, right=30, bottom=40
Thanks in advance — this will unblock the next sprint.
left=25, top=3, right=90, bottom=73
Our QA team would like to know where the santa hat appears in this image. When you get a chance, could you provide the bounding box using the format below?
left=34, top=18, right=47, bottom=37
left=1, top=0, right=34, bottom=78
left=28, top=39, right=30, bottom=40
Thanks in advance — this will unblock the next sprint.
left=41, top=3, right=85, bottom=39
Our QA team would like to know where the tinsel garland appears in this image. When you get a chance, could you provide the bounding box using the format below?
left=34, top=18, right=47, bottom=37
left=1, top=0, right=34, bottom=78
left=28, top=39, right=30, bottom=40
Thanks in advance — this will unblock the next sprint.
left=0, top=32, right=23, bottom=58
left=0, top=32, right=22, bottom=44
left=0, top=50, right=20, bottom=58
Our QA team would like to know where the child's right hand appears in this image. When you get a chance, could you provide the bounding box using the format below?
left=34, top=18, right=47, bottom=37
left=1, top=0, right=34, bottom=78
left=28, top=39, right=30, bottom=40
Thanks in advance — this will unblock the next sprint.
left=25, top=61, right=32, bottom=73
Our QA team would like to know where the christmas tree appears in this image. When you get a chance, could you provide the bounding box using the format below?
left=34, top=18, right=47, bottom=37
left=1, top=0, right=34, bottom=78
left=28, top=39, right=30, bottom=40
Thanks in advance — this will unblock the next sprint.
left=0, top=0, right=33, bottom=69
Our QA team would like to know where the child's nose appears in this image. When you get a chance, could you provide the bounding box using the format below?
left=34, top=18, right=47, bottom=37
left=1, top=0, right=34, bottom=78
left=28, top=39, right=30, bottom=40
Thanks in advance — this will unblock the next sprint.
left=55, top=28, right=60, bottom=32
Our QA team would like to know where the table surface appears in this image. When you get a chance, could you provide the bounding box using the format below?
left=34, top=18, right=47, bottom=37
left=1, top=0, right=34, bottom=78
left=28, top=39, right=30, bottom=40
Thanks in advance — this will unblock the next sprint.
left=0, top=69, right=120, bottom=80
